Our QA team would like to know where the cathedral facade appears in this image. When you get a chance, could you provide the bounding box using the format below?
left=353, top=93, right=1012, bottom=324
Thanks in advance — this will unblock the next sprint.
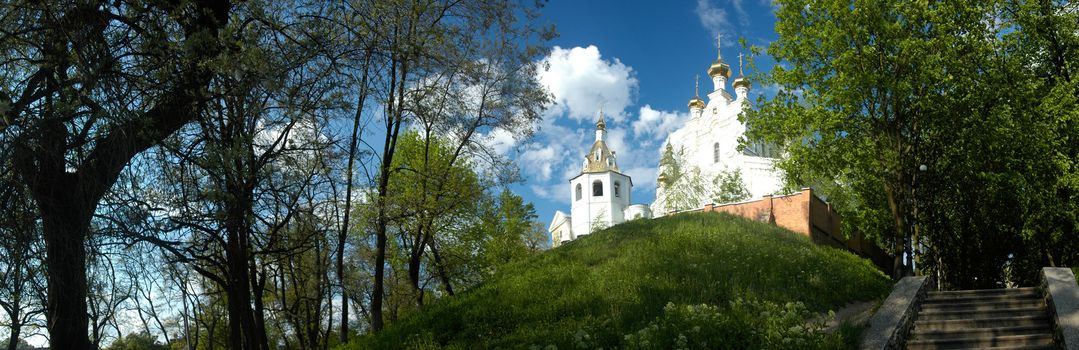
left=652, top=37, right=783, bottom=215
left=548, top=36, right=783, bottom=246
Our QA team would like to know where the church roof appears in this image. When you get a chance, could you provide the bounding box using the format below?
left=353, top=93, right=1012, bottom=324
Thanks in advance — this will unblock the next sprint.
left=582, top=111, right=620, bottom=174
left=733, top=76, right=751, bottom=89
left=732, top=52, right=751, bottom=89
left=549, top=210, right=571, bottom=232
left=583, top=139, right=619, bottom=173
left=708, top=33, right=732, bottom=79
left=708, top=60, right=731, bottom=79
left=688, top=74, right=706, bottom=109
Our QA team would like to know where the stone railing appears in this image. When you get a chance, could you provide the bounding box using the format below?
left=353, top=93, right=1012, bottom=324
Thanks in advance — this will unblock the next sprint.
left=1042, top=267, right=1079, bottom=349
left=860, top=276, right=934, bottom=350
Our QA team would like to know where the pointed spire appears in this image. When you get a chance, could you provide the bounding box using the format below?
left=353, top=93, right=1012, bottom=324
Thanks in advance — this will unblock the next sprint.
left=708, top=33, right=732, bottom=80
left=733, top=51, right=752, bottom=92
left=716, top=32, right=723, bottom=60
left=688, top=74, right=706, bottom=110
left=595, top=108, right=606, bottom=131
left=738, top=52, right=744, bottom=76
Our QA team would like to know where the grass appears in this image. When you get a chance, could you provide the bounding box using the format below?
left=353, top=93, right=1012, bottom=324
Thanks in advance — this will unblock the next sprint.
left=345, top=212, right=893, bottom=349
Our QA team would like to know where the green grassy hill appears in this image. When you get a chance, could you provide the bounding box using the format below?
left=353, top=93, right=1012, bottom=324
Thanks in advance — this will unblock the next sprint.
left=349, top=212, right=893, bottom=349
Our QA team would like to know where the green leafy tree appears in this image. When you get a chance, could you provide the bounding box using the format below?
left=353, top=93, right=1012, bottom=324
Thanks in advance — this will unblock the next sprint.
left=658, top=145, right=747, bottom=212
left=657, top=143, right=683, bottom=189
left=384, top=131, right=486, bottom=304
left=749, top=0, right=1003, bottom=279
left=348, top=0, right=553, bottom=331
left=712, top=169, right=751, bottom=204
left=748, top=0, right=1078, bottom=286
left=483, top=190, right=543, bottom=268
left=107, top=333, right=168, bottom=350
left=0, top=2, right=231, bottom=347
left=0, top=339, right=32, bottom=350
left=999, top=0, right=1079, bottom=284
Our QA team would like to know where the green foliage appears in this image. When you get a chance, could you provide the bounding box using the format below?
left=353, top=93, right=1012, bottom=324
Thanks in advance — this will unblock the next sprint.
left=107, top=332, right=169, bottom=350
left=623, top=300, right=842, bottom=350
left=747, top=0, right=1079, bottom=286
left=362, top=131, right=547, bottom=303
left=342, top=212, right=891, bottom=349
left=0, top=339, right=33, bottom=350
left=474, top=189, right=546, bottom=273
left=657, top=146, right=713, bottom=212
left=658, top=144, right=752, bottom=213
left=658, top=143, right=683, bottom=188
left=712, top=168, right=751, bottom=204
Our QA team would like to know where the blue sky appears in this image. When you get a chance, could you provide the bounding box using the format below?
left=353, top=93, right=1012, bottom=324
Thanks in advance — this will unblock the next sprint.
left=501, top=0, right=781, bottom=225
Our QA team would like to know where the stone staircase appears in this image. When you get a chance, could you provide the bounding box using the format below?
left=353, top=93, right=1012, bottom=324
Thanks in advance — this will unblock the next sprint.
left=906, top=287, right=1056, bottom=350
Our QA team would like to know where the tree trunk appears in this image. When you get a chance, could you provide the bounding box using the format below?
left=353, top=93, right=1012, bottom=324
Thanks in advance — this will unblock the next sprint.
left=407, top=224, right=426, bottom=306
left=38, top=183, right=93, bottom=350
left=7, top=2, right=230, bottom=347
left=339, top=49, right=373, bottom=343
left=884, top=180, right=909, bottom=279
left=372, top=42, right=408, bottom=333
left=428, top=240, right=455, bottom=296
left=6, top=320, right=20, bottom=350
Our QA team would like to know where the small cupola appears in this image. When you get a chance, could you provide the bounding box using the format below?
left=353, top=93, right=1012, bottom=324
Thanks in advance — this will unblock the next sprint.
left=583, top=111, right=619, bottom=173
left=707, top=33, right=732, bottom=97
left=688, top=74, right=706, bottom=111
left=732, top=52, right=751, bottom=100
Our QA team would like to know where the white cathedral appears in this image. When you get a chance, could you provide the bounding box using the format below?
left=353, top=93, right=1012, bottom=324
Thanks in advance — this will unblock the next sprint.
left=548, top=36, right=783, bottom=247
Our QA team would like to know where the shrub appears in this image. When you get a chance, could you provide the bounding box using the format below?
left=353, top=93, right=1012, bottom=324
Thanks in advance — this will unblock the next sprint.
left=623, top=299, right=846, bottom=350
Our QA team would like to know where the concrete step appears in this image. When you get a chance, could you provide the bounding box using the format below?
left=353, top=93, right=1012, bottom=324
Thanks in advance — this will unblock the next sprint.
left=920, top=299, right=1046, bottom=313
left=916, top=306, right=1047, bottom=321
left=913, top=315, right=1051, bottom=332
left=925, top=287, right=1039, bottom=298
left=910, top=324, right=1053, bottom=341
left=916, top=346, right=1054, bottom=350
left=927, top=287, right=1039, bottom=297
left=923, top=290, right=1042, bottom=304
left=905, top=333, right=1054, bottom=350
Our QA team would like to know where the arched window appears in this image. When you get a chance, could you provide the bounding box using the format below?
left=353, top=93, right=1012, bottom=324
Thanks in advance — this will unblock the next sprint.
left=713, top=142, right=720, bottom=163
left=592, top=180, right=603, bottom=197
left=575, top=184, right=582, bottom=200
left=614, top=181, right=621, bottom=197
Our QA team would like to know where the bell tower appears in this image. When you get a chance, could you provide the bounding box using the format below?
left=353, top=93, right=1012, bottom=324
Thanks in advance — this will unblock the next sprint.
left=570, top=111, right=633, bottom=236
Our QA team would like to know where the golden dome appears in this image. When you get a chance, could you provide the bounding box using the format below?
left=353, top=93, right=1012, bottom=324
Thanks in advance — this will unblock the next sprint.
left=709, top=33, right=732, bottom=79
left=688, top=96, right=705, bottom=109
left=732, top=76, right=751, bottom=89
left=708, top=60, right=731, bottom=79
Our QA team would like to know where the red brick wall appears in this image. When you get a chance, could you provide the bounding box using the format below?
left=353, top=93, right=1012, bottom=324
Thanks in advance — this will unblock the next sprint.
left=702, top=189, right=892, bottom=272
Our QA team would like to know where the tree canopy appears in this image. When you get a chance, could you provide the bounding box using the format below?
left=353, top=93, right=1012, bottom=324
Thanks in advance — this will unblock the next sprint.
left=748, top=0, right=1078, bottom=287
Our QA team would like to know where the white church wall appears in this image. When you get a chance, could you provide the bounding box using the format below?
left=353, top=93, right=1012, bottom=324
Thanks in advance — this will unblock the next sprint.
left=624, top=204, right=652, bottom=220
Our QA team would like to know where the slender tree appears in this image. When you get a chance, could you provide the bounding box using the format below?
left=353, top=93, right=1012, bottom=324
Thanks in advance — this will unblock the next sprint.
left=0, top=2, right=231, bottom=347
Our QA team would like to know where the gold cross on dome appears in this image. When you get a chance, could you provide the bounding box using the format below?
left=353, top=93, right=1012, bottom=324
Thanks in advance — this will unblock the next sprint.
left=738, top=52, right=744, bottom=75
left=716, top=32, right=723, bottom=59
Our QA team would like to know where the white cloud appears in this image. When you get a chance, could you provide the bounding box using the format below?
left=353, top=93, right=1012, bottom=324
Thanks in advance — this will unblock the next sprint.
left=632, top=105, right=688, bottom=141
left=731, top=0, right=749, bottom=28
left=624, top=166, right=659, bottom=190
left=521, top=46, right=676, bottom=209
left=519, top=144, right=558, bottom=182
left=538, top=46, right=637, bottom=123
left=482, top=128, right=517, bottom=156
left=530, top=183, right=563, bottom=202
left=696, top=0, right=732, bottom=39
